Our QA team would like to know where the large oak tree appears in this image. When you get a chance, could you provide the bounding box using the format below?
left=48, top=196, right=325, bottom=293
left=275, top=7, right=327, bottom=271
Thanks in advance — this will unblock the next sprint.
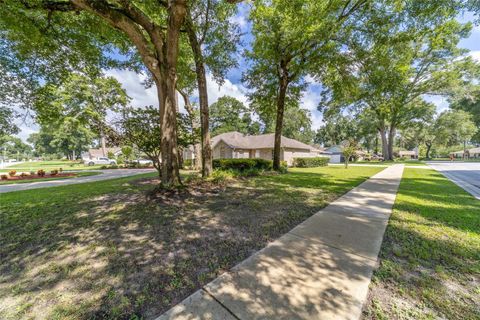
left=245, top=0, right=368, bottom=170
left=0, top=0, right=240, bottom=186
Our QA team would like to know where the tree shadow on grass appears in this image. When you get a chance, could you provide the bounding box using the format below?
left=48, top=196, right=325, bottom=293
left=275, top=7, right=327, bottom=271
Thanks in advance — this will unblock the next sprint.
left=0, top=169, right=379, bottom=320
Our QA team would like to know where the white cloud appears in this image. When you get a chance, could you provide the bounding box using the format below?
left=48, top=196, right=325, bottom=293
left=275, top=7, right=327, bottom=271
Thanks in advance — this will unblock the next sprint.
left=423, top=95, right=449, bottom=113
left=301, top=84, right=323, bottom=130
left=468, top=50, right=480, bottom=62
left=104, top=69, right=158, bottom=108
left=204, top=74, right=249, bottom=105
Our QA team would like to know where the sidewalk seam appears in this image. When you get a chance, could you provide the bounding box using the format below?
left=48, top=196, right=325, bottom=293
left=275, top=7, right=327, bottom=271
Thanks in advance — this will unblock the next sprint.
left=202, top=288, right=242, bottom=320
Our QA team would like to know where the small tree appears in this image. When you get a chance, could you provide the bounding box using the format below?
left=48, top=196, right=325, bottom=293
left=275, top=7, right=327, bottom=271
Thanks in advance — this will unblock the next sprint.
left=341, top=140, right=358, bottom=169
left=121, top=146, right=134, bottom=163
left=119, top=107, right=162, bottom=178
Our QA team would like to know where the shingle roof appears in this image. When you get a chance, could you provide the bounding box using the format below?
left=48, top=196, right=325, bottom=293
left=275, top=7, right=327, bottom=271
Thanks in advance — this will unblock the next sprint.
left=451, top=147, right=480, bottom=154
left=211, top=131, right=315, bottom=150
left=88, top=147, right=121, bottom=158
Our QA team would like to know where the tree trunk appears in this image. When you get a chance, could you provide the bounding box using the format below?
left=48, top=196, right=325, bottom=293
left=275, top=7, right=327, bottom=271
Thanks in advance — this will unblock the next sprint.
left=158, top=0, right=186, bottom=187
left=100, top=129, right=106, bottom=156
left=425, top=142, right=432, bottom=159
left=185, top=12, right=212, bottom=177
left=273, top=72, right=289, bottom=171
left=387, top=126, right=395, bottom=161
left=179, top=89, right=201, bottom=170
left=380, top=128, right=389, bottom=160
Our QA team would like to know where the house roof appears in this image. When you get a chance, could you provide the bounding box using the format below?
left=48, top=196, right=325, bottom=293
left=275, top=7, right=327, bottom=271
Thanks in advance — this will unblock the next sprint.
left=325, top=145, right=343, bottom=153
left=88, top=147, right=121, bottom=158
left=211, top=131, right=315, bottom=151
left=450, top=147, right=480, bottom=155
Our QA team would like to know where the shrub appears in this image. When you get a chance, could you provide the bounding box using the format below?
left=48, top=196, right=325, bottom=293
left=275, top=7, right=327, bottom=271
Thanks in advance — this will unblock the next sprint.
left=292, top=157, right=329, bottom=168
left=100, top=165, right=108, bottom=169
left=209, top=169, right=235, bottom=184
left=37, top=169, right=46, bottom=177
left=30, top=171, right=35, bottom=176
left=59, top=167, right=63, bottom=172
left=20, top=172, right=28, bottom=178
left=183, top=159, right=193, bottom=169
left=213, top=158, right=274, bottom=171
left=109, top=165, right=119, bottom=169
left=50, top=170, right=59, bottom=176
left=1, top=174, right=8, bottom=180
left=8, top=170, right=16, bottom=177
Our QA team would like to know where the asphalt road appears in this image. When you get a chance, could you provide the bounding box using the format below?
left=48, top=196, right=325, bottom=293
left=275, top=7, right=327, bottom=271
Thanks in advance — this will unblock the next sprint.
left=0, top=169, right=156, bottom=194
left=427, top=162, right=480, bottom=200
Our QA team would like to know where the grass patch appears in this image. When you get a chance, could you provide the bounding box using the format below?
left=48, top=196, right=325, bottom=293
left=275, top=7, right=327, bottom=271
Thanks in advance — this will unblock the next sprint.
left=363, top=168, right=480, bottom=320
left=0, top=166, right=381, bottom=320
left=0, top=171, right=100, bottom=185
left=355, top=160, right=427, bottom=166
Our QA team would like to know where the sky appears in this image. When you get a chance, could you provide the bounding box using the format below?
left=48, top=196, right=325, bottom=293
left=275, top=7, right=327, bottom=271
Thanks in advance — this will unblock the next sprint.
left=13, top=7, right=480, bottom=142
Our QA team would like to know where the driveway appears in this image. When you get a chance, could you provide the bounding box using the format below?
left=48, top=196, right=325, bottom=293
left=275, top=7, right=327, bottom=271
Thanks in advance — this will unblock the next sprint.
left=0, top=169, right=156, bottom=193
left=427, top=162, right=480, bottom=200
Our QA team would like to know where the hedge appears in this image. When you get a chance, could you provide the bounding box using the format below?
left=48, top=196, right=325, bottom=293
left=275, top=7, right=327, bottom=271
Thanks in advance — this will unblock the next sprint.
left=292, top=157, right=329, bottom=168
left=213, top=158, right=273, bottom=171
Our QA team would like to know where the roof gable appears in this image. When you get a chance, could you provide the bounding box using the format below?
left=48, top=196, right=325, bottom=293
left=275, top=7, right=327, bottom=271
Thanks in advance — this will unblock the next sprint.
left=211, top=132, right=314, bottom=150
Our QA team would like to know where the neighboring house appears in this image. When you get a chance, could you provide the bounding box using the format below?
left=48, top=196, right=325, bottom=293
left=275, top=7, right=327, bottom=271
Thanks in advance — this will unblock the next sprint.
left=81, top=147, right=122, bottom=160
left=450, top=147, right=480, bottom=159
left=325, top=145, right=343, bottom=163
left=185, top=131, right=329, bottom=166
left=399, top=148, right=418, bottom=159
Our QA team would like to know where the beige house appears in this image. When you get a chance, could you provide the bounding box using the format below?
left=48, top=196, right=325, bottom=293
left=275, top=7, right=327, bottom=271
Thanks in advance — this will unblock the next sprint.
left=191, top=131, right=327, bottom=166
left=399, top=149, right=418, bottom=159
left=450, top=147, right=480, bottom=159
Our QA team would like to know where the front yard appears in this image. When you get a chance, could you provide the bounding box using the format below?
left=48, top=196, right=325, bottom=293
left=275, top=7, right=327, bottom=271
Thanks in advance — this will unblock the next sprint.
left=0, top=166, right=381, bottom=320
left=363, top=168, right=480, bottom=319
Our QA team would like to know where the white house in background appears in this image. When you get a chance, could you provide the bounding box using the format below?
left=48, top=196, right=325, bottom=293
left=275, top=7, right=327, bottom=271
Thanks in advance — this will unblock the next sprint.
left=325, top=145, right=343, bottom=163
left=184, top=131, right=329, bottom=166
left=81, top=147, right=122, bottom=160
left=399, top=147, right=419, bottom=159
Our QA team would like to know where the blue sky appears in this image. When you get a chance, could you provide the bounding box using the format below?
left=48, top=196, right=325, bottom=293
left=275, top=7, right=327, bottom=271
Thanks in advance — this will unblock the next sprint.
left=14, top=7, right=480, bottom=142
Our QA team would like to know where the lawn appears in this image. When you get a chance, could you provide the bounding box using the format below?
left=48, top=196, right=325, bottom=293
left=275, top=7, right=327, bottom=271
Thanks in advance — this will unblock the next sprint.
left=0, top=166, right=382, bottom=320
left=363, top=168, right=480, bottom=320
left=355, top=160, right=427, bottom=166
left=0, top=171, right=100, bottom=185
left=0, top=161, right=105, bottom=173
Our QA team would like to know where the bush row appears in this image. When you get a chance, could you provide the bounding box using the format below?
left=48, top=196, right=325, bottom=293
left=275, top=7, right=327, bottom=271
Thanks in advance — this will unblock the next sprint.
left=292, top=157, right=329, bottom=168
left=212, top=158, right=282, bottom=171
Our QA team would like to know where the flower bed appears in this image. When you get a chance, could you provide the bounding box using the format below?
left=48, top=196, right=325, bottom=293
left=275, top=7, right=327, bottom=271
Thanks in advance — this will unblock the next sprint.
left=0, top=172, right=77, bottom=181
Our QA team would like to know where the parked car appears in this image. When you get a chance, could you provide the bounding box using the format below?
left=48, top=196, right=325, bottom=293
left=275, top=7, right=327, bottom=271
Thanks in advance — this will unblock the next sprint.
left=133, top=159, right=153, bottom=165
left=371, top=154, right=384, bottom=161
left=84, top=157, right=117, bottom=166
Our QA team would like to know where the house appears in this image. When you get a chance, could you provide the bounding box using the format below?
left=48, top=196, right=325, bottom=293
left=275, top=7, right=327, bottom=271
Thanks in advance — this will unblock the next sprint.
left=325, top=145, right=343, bottom=163
left=81, top=147, right=122, bottom=160
left=450, top=147, right=480, bottom=159
left=399, top=148, right=418, bottom=159
left=186, top=131, right=329, bottom=166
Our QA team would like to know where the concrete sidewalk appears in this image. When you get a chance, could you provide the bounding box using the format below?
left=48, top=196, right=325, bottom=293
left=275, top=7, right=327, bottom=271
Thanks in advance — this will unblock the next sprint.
left=157, top=165, right=405, bottom=320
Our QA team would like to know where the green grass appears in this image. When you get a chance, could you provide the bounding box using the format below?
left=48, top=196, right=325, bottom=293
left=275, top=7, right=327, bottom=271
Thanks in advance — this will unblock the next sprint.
left=355, top=160, right=427, bottom=166
left=363, top=168, right=480, bottom=320
left=0, top=161, right=105, bottom=172
left=0, top=166, right=382, bottom=320
left=0, top=171, right=100, bottom=185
